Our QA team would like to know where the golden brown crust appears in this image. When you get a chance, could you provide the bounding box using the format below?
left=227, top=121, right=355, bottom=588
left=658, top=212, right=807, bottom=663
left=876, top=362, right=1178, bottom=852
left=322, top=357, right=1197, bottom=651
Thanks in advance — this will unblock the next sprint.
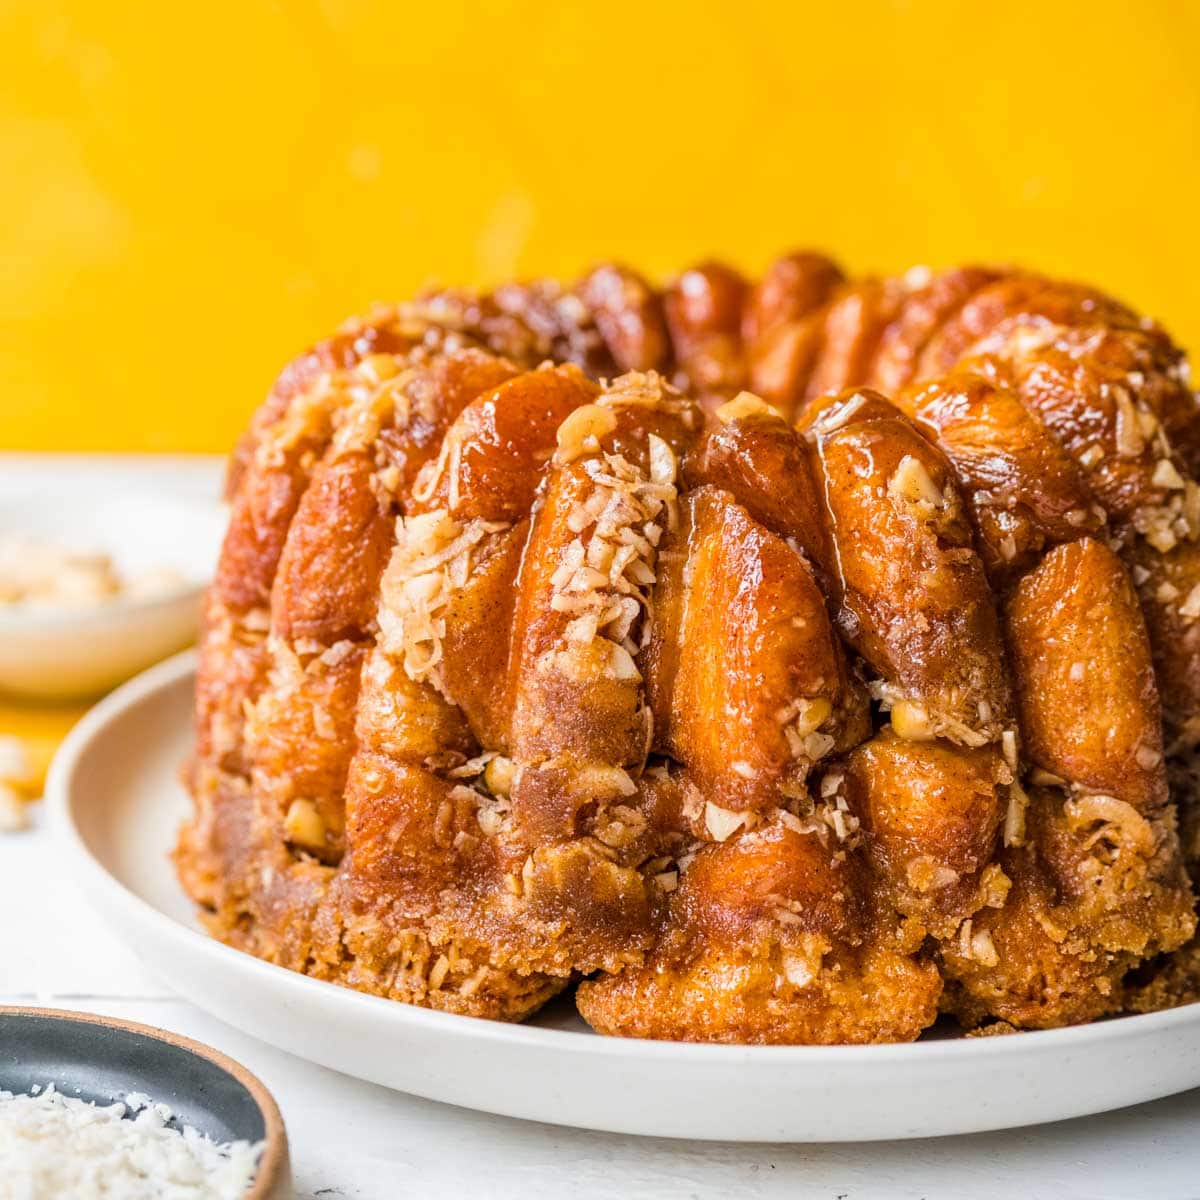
left=1005, top=539, right=1166, bottom=812
left=179, top=251, right=1200, bottom=1044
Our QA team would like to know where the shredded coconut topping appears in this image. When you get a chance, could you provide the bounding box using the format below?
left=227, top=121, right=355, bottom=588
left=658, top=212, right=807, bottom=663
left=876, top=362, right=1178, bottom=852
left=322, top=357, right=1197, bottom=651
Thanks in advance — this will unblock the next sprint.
left=0, top=1084, right=262, bottom=1199
left=543, top=446, right=678, bottom=685
left=1003, top=775, right=1030, bottom=847
left=1065, top=794, right=1155, bottom=857
left=554, top=404, right=618, bottom=465
left=378, top=510, right=507, bottom=694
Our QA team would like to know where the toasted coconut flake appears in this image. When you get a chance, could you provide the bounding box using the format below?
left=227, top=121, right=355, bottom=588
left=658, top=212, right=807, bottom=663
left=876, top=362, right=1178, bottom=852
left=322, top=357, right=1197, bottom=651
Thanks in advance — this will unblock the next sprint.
left=554, top=404, right=618, bottom=465
left=1003, top=776, right=1029, bottom=847
left=1112, top=385, right=1145, bottom=458
left=816, top=793, right=861, bottom=846
left=458, top=964, right=489, bottom=997
left=958, top=918, right=974, bottom=959
left=545, top=448, right=676, bottom=683
left=1065, top=794, right=1155, bottom=856
left=429, top=954, right=450, bottom=990
left=971, top=928, right=999, bottom=967
left=1030, top=767, right=1067, bottom=787
left=1001, top=729, right=1018, bottom=773
left=819, top=770, right=845, bottom=799
left=811, top=391, right=870, bottom=433
left=573, top=764, right=639, bottom=799
left=715, top=391, right=781, bottom=424
left=378, top=511, right=506, bottom=694
left=647, top=434, right=678, bottom=487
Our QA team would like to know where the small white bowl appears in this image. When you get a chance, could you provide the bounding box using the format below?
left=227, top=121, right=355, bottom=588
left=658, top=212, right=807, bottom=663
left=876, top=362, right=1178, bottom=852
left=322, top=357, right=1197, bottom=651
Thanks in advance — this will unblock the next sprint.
left=0, top=473, right=225, bottom=700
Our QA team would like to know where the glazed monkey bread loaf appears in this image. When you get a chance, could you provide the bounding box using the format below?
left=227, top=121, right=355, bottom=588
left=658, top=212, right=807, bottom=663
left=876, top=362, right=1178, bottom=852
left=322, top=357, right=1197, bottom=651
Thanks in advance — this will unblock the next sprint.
left=177, top=251, right=1200, bottom=1044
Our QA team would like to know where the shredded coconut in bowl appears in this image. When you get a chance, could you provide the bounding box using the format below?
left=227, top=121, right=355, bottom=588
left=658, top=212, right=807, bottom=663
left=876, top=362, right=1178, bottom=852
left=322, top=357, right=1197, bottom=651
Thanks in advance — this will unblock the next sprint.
left=0, top=1083, right=263, bottom=1199
left=0, top=536, right=186, bottom=611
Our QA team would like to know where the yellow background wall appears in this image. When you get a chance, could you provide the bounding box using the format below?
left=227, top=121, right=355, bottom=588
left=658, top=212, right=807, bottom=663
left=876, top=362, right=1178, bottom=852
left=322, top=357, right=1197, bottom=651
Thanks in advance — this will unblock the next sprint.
left=2, top=0, right=1198, bottom=453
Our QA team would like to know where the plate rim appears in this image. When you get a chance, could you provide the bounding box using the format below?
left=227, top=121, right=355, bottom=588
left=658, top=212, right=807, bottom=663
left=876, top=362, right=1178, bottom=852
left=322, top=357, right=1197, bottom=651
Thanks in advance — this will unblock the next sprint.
left=45, top=648, right=1200, bottom=1067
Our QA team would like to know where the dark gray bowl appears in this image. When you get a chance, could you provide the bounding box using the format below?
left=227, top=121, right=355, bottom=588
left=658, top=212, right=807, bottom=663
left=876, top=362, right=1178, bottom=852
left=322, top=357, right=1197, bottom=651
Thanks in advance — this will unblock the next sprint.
left=0, top=1006, right=290, bottom=1197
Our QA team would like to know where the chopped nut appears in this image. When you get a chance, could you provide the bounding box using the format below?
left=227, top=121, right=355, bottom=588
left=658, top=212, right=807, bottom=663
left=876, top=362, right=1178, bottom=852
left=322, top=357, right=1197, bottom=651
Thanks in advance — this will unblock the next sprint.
left=284, top=798, right=326, bottom=851
left=790, top=697, right=832, bottom=738
left=1135, top=744, right=1162, bottom=770
left=705, top=802, right=750, bottom=842
left=1181, top=584, right=1200, bottom=620
left=971, top=928, right=999, bottom=968
left=978, top=863, right=1012, bottom=908
left=781, top=949, right=816, bottom=988
left=1153, top=459, right=1187, bottom=490
left=888, top=454, right=943, bottom=511
left=890, top=700, right=935, bottom=741
left=906, top=856, right=960, bottom=893
left=484, top=755, right=516, bottom=797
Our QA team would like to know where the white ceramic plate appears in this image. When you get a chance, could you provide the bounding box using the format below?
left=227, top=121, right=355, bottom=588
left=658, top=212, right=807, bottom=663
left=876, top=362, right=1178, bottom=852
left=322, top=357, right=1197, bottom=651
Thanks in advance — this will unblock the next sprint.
left=47, top=652, right=1200, bottom=1141
left=0, top=460, right=225, bottom=698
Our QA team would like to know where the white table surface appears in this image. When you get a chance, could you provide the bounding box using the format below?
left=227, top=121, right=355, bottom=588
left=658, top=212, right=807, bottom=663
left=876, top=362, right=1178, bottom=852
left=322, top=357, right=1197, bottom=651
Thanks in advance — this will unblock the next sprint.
left=3, top=454, right=1200, bottom=1198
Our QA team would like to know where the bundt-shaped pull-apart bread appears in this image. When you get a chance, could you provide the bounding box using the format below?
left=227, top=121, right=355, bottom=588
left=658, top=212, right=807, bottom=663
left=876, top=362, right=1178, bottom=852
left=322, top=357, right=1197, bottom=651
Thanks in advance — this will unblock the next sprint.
left=177, top=252, right=1200, bottom=1043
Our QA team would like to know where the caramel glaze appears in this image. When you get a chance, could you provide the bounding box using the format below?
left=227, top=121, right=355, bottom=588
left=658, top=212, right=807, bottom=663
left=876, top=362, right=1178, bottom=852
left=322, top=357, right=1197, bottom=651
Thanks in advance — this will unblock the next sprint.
left=177, top=252, right=1200, bottom=1043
